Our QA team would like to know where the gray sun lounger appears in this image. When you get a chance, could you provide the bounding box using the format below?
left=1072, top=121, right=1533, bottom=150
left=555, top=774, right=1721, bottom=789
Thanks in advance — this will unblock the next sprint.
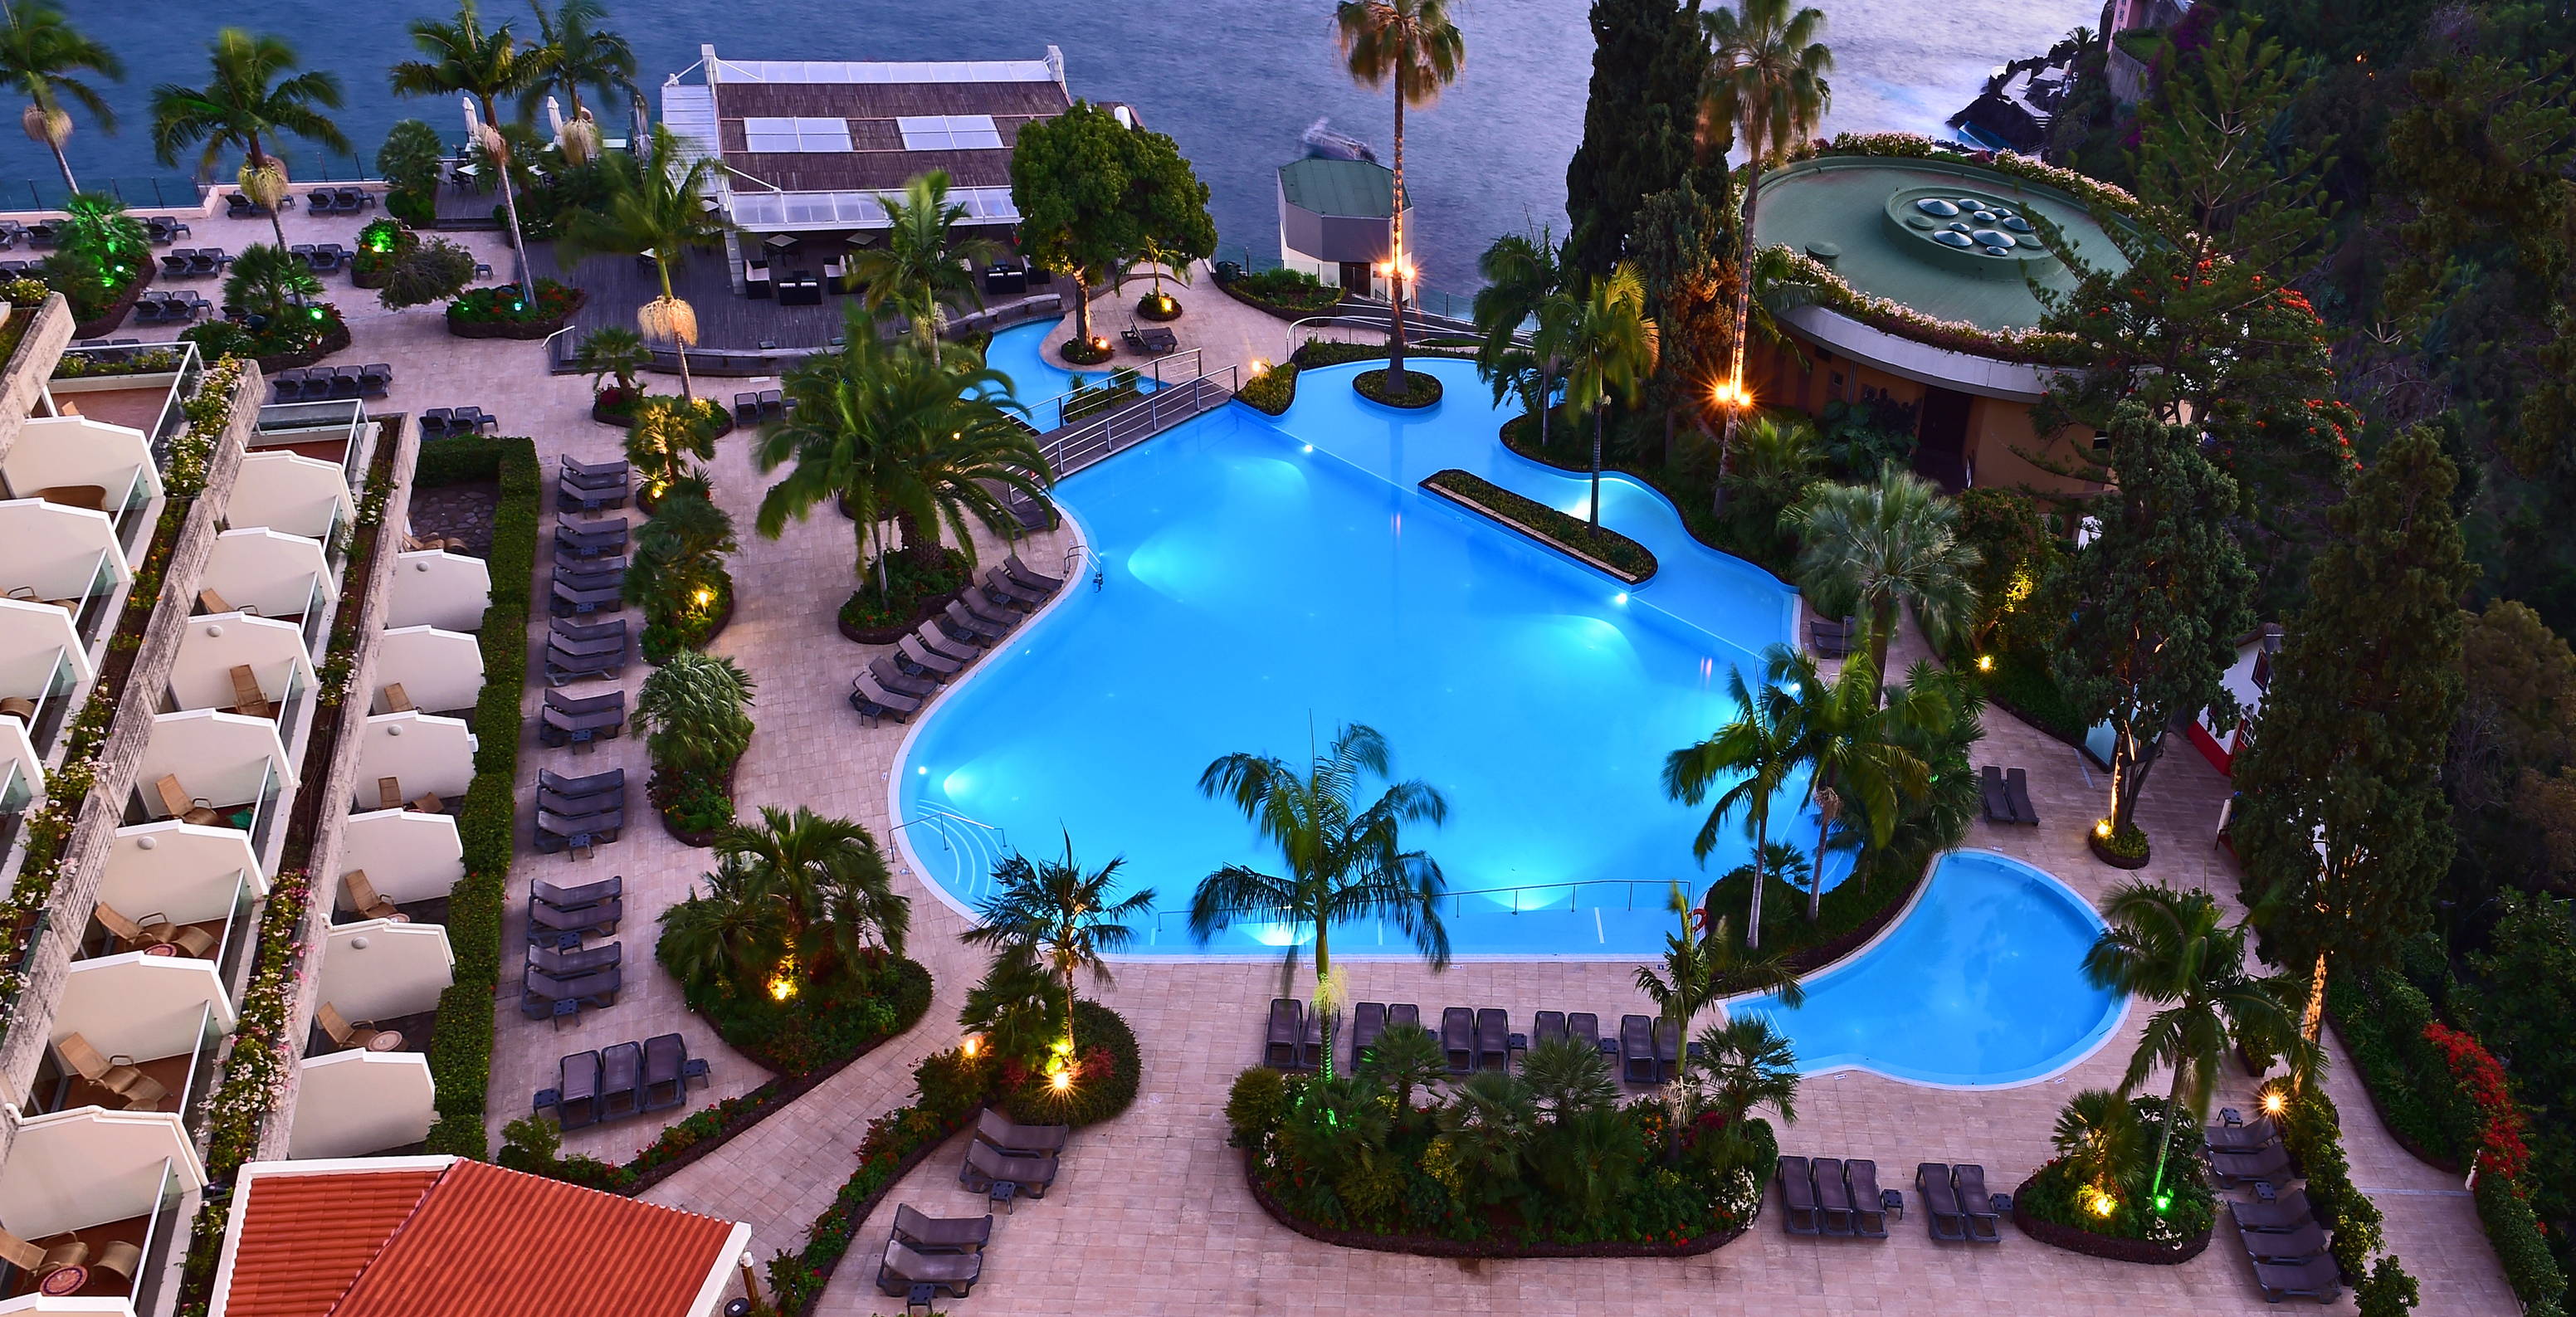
left=1299, top=1002, right=1325, bottom=1071
left=1620, top=1014, right=1655, bottom=1084
left=642, top=1032, right=687, bottom=1112
left=850, top=671, right=922, bottom=725
left=1982, top=765, right=2013, bottom=823
left=1388, top=1003, right=1420, bottom=1032
left=2238, top=1216, right=2329, bottom=1264
left=556, top=482, right=629, bottom=515
left=1654, top=1017, right=1682, bottom=1082
left=943, top=599, right=1006, bottom=643
left=1777, top=1155, right=1822, bottom=1235
left=539, top=703, right=624, bottom=749
left=1532, top=1010, right=1567, bottom=1046
left=544, top=641, right=627, bottom=685
left=1005, top=552, right=1065, bottom=593
left=1814, top=1157, right=1856, bottom=1235
left=556, top=519, right=629, bottom=558
left=1918, top=1163, right=1968, bottom=1241
left=550, top=617, right=628, bottom=652
left=529, top=893, right=622, bottom=938
left=526, top=965, right=621, bottom=1009
left=1265, top=998, right=1301, bottom=1069
left=977, top=1107, right=1071, bottom=1158
left=534, top=875, right=622, bottom=911
left=599, top=1041, right=643, bottom=1119
left=1569, top=1011, right=1604, bottom=1057
left=1849, top=1159, right=1890, bottom=1237
left=2004, top=767, right=2039, bottom=825
left=962, top=590, right=1020, bottom=632
left=554, top=556, right=626, bottom=588
left=540, top=766, right=625, bottom=801
left=914, top=621, right=978, bottom=663
left=1954, top=1163, right=2002, bottom=1242
left=959, top=1137, right=1056, bottom=1197
left=551, top=579, right=624, bottom=617
left=562, top=455, right=630, bottom=481
left=877, top=1239, right=980, bottom=1299
left=544, top=688, right=624, bottom=718
left=1441, top=1007, right=1475, bottom=1075
left=892, top=1203, right=993, bottom=1254
left=1350, top=1002, right=1388, bottom=1061
left=983, top=567, right=1044, bottom=610
left=1476, top=1008, right=1509, bottom=1071
left=2209, top=1141, right=2292, bottom=1187
left=557, top=1051, right=602, bottom=1129
left=2228, top=1188, right=2315, bottom=1232
left=534, top=808, right=622, bottom=851
left=870, top=654, right=939, bottom=699
left=2207, top=1115, right=2281, bottom=1154
left=538, top=783, right=625, bottom=816
left=529, top=939, right=621, bottom=978
left=2252, top=1252, right=2344, bottom=1303
left=896, top=632, right=965, bottom=680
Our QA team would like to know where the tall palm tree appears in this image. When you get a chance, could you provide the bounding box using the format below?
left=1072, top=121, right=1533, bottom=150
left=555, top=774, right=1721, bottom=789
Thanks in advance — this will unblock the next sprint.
left=0, top=2, right=122, bottom=195
left=1189, top=722, right=1451, bottom=1074
left=390, top=1, right=538, bottom=285
left=1558, top=262, right=1660, bottom=533
left=572, top=324, right=650, bottom=400
left=1691, top=1013, right=1802, bottom=1125
left=1332, top=0, right=1463, bottom=393
left=1634, top=890, right=1804, bottom=1156
left=516, top=0, right=637, bottom=145
left=850, top=170, right=1002, bottom=368
left=961, top=833, right=1157, bottom=1064
left=148, top=31, right=348, bottom=250
left=656, top=850, right=792, bottom=996
left=555, top=124, right=727, bottom=399
left=715, top=804, right=910, bottom=976
left=2081, top=881, right=2315, bottom=1202
left=1471, top=227, right=1569, bottom=448
left=1701, top=0, right=1831, bottom=456
left=1787, top=465, right=1981, bottom=681
left=1765, top=638, right=1932, bottom=920
left=1665, top=662, right=1803, bottom=947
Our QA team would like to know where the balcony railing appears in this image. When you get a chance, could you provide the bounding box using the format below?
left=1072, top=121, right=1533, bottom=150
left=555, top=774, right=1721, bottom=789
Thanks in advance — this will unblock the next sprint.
left=0, top=758, right=26, bottom=816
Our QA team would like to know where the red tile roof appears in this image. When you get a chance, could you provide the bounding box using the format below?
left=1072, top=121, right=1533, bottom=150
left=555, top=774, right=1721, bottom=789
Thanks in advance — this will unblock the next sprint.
left=221, top=1166, right=442, bottom=1317
left=222, top=1160, right=740, bottom=1317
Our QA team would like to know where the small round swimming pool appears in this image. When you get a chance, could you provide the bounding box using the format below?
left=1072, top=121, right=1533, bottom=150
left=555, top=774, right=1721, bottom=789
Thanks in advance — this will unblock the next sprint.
left=1729, top=850, right=2126, bottom=1087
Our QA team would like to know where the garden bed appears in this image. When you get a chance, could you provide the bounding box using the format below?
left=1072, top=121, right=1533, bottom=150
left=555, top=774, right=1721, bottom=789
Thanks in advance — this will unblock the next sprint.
left=2012, top=1178, right=2211, bottom=1265
left=1701, top=851, right=1934, bottom=973
left=2089, top=828, right=2151, bottom=869
left=1059, top=334, right=1114, bottom=365
left=1422, top=469, right=1656, bottom=583
left=70, top=262, right=154, bottom=339
left=254, top=315, right=353, bottom=373
left=1237, top=363, right=1299, bottom=416
left=643, top=585, right=734, bottom=665
left=1136, top=292, right=1183, bottom=321
left=1217, top=270, right=1345, bottom=320
left=837, top=548, right=975, bottom=644
left=652, top=761, right=734, bottom=848
left=1244, top=1152, right=1756, bottom=1258
left=446, top=281, right=586, bottom=339
left=1354, top=367, right=1442, bottom=409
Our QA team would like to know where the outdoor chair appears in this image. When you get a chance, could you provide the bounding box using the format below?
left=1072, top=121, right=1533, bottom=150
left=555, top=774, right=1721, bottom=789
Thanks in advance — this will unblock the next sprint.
left=759, top=389, right=783, bottom=417
left=869, top=655, right=939, bottom=700
left=557, top=516, right=630, bottom=558
left=1299, top=1000, right=1324, bottom=1070
left=551, top=579, right=625, bottom=617
left=876, top=1239, right=980, bottom=1300
left=1387, top=1003, right=1419, bottom=1031
left=526, top=964, right=621, bottom=1010
left=2228, top=1188, right=2315, bottom=1232
left=2004, top=768, right=2039, bottom=825
left=850, top=671, right=922, bottom=727
left=1954, top=1163, right=2003, bottom=1242
left=976, top=1108, right=1071, bottom=1158
left=1776, top=1156, right=1822, bottom=1235
left=958, top=1139, right=1056, bottom=1198
left=734, top=393, right=759, bottom=426
left=544, top=640, right=628, bottom=687
left=1814, top=1157, right=1856, bottom=1236
left=380, top=683, right=415, bottom=715
left=530, top=939, right=621, bottom=979
left=558, top=1051, right=603, bottom=1129
left=961, top=590, right=1019, bottom=633
left=94, top=900, right=214, bottom=957
left=1349, top=1002, right=1388, bottom=1062
left=896, top=633, right=965, bottom=680
left=642, top=1033, right=688, bottom=1112
left=1569, top=1012, right=1604, bottom=1058
left=316, top=1001, right=394, bottom=1053
left=160, top=251, right=193, bottom=278
left=2239, top=1217, right=2330, bottom=1264
left=1441, top=1007, right=1474, bottom=1075
left=563, top=455, right=628, bottom=481
left=1619, top=1014, right=1655, bottom=1084
left=598, top=1041, right=643, bottom=1120
left=419, top=408, right=452, bottom=440
left=1917, top=1163, right=1969, bottom=1241
left=1532, top=1010, right=1567, bottom=1046
left=891, top=1203, right=993, bottom=1254
left=1476, top=1008, right=1509, bottom=1071
left=56, top=1033, right=168, bottom=1110
left=914, top=621, right=979, bottom=665
left=2209, top=1141, right=2292, bottom=1187
left=151, top=773, right=221, bottom=826
left=549, top=618, right=631, bottom=656
left=537, top=779, right=625, bottom=817
left=2208, top=1114, right=2281, bottom=1154
left=540, top=766, right=627, bottom=803
left=1849, top=1159, right=1891, bottom=1237
left=2250, top=1251, right=2343, bottom=1304
left=340, top=871, right=407, bottom=922
left=228, top=664, right=271, bottom=718
left=1981, top=765, right=2013, bottom=824
left=534, top=875, right=622, bottom=912
left=941, top=600, right=1005, bottom=645
left=1653, top=1017, right=1681, bottom=1082
left=359, top=363, right=393, bottom=396
left=528, top=890, right=622, bottom=937
left=1004, top=553, right=1066, bottom=593
left=1264, top=998, right=1301, bottom=1069
left=982, top=567, right=1045, bottom=611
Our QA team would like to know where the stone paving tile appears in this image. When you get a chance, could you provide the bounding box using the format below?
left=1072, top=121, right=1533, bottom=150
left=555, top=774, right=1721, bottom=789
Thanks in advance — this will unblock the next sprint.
left=266, top=199, right=2515, bottom=1315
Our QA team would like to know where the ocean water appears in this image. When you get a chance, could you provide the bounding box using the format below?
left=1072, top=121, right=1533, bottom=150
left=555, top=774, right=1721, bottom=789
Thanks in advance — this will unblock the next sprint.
left=21, top=0, right=2097, bottom=285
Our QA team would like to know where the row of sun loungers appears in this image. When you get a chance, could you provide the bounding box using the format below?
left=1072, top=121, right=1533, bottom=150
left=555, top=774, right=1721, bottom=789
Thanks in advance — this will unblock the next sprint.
left=132, top=290, right=211, bottom=324
left=1274, top=999, right=1694, bottom=1085
left=1778, top=1155, right=1897, bottom=1237
left=521, top=875, right=623, bottom=1019
left=420, top=407, right=497, bottom=439
left=1917, top=1163, right=2006, bottom=1242
left=2199, top=1108, right=2345, bottom=1303
left=305, top=187, right=377, bottom=216
left=273, top=363, right=392, bottom=402
left=876, top=1110, right=1074, bottom=1301
left=558, top=455, right=630, bottom=516
left=850, top=554, right=1066, bottom=727
left=1980, top=765, right=2040, bottom=826
left=533, top=1033, right=706, bottom=1129
left=544, top=617, right=628, bottom=685
left=153, top=247, right=236, bottom=278
left=287, top=242, right=351, bottom=273
left=731, top=390, right=786, bottom=425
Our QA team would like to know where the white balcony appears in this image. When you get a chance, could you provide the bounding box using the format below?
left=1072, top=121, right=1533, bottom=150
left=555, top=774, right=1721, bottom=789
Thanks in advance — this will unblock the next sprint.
left=131, top=711, right=291, bottom=859
left=349, top=713, right=473, bottom=815
left=55, top=958, right=240, bottom=1076
left=100, top=822, right=266, bottom=961
left=168, top=614, right=311, bottom=717
left=384, top=551, right=490, bottom=632
left=369, top=626, right=484, bottom=716
left=1, top=417, right=162, bottom=566
left=334, top=810, right=462, bottom=914
left=0, top=1111, right=198, bottom=1307
left=285, top=1052, right=437, bottom=1160
left=316, top=919, right=452, bottom=1022
left=0, top=501, right=129, bottom=618
left=226, top=451, right=351, bottom=546
left=197, top=529, right=328, bottom=656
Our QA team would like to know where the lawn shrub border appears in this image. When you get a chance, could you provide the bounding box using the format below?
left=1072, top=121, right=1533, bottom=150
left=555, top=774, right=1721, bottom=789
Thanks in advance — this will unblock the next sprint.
left=1422, top=469, right=1657, bottom=583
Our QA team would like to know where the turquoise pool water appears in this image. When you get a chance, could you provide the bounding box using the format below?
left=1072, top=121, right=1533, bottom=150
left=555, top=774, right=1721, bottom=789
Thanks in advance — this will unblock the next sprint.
left=1730, top=850, right=2125, bottom=1086
left=978, top=320, right=1162, bottom=432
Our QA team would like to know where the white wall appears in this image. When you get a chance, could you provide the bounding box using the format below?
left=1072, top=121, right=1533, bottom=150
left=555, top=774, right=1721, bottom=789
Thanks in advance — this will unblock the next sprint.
left=227, top=451, right=351, bottom=540
left=349, top=713, right=474, bottom=811
left=337, top=810, right=464, bottom=910
left=3, top=415, right=159, bottom=505
left=0, top=718, right=39, bottom=812
left=317, top=920, right=453, bottom=1021
left=286, top=1052, right=436, bottom=1160
left=169, top=613, right=311, bottom=713
left=0, top=596, right=89, bottom=693
left=137, top=710, right=295, bottom=813
left=200, top=529, right=327, bottom=619
left=0, top=1108, right=206, bottom=1240
left=372, top=626, right=485, bottom=715
left=54, top=955, right=237, bottom=1064
left=103, top=822, right=264, bottom=927
left=0, top=497, right=130, bottom=598
left=385, top=551, right=491, bottom=632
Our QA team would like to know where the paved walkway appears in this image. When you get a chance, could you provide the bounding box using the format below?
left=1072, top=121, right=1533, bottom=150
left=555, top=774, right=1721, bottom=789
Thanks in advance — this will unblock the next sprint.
left=127, top=197, right=2517, bottom=1315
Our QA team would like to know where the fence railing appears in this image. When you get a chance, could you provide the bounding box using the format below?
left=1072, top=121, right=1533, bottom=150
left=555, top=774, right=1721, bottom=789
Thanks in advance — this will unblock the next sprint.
left=1037, top=368, right=1238, bottom=479
left=893, top=807, right=1011, bottom=899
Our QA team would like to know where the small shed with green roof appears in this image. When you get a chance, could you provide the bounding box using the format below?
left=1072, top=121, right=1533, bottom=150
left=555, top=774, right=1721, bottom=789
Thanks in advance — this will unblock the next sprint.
left=1276, top=157, right=1411, bottom=295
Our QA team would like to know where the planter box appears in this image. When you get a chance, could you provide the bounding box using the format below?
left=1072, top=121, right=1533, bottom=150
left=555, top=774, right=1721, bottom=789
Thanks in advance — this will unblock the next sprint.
left=2013, top=1175, right=2212, bottom=1264
left=254, top=317, right=354, bottom=373
left=2088, top=831, right=2151, bottom=869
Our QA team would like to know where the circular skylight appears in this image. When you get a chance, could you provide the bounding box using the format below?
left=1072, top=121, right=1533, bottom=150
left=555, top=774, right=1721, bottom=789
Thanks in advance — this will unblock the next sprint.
left=1916, top=198, right=1961, bottom=217
left=1970, top=228, right=2012, bottom=247
left=2002, top=215, right=2033, bottom=232
left=1934, top=230, right=1975, bottom=248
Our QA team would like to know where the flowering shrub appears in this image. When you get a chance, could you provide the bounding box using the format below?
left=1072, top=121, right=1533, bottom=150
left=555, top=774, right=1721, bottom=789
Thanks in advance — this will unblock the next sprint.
left=2425, top=1022, right=2532, bottom=1186
left=168, top=355, right=247, bottom=496
left=199, top=869, right=313, bottom=1177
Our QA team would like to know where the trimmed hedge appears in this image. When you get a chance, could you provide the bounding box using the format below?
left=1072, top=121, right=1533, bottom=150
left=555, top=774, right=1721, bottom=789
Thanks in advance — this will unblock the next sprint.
left=2479, top=1172, right=2569, bottom=1317
left=420, top=436, right=539, bottom=1158
left=1422, top=468, right=1657, bottom=582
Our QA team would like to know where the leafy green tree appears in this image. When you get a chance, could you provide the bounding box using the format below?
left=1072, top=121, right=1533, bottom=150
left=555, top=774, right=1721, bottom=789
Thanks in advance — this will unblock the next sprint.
left=656, top=851, right=787, bottom=996
left=375, top=237, right=479, bottom=310
left=1766, top=638, right=1934, bottom=919
left=2453, top=599, right=2576, bottom=815
left=1332, top=0, right=1462, bottom=393
left=1690, top=1014, right=1800, bottom=1125
left=1626, top=178, right=1733, bottom=460
left=148, top=30, right=349, bottom=250
left=1010, top=101, right=1213, bottom=351
left=2233, top=427, right=2473, bottom=1041
left=1519, top=1032, right=1619, bottom=1121
left=1189, top=723, right=1451, bottom=1068
left=51, top=192, right=146, bottom=291
left=554, top=124, right=727, bottom=399
left=221, top=242, right=322, bottom=325
left=1529, top=1101, right=1645, bottom=1217
left=1558, top=262, right=1659, bottom=531
left=517, top=0, right=637, bottom=134
left=961, top=834, right=1157, bottom=1064
left=1716, top=413, right=1822, bottom=560
left=960, top=942, right=1062, bottom=1069
left=2049, top=403, right=2256, bottom=841
left=572, top=324, right=650, bottom=399
left=1787, top=463, right=1979, bottom=681
left=1664, top=662, right=1802, bottom=945
left=374, top=118, right=446, bottom=212
left=634, top=649, right=754, bottom=776
left=0, top=2, right=124, bottom=194
left=622, top=487, right=734, bottom=627
left=2081, top=881, right=2314, bottom=1202
left=1953, top=487, right=2056, bottom=652
left=1471, top=227, right=1569, bottom=445
left=849, top=170, right=1000, bottom=367
left=2050, top=1087, right=2146, bottom=1207
left=1563, top=0, right=1717, bottom=277
left=1355, top=1021, right=1447, bottom=1118
left=1701, top=0, right=1830, bottom=451
left=659, top=806, right=907, bottom=997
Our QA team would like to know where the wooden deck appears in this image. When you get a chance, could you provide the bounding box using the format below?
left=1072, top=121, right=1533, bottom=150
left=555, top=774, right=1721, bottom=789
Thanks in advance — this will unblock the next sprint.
left=548, top=239, right=871, bottom=353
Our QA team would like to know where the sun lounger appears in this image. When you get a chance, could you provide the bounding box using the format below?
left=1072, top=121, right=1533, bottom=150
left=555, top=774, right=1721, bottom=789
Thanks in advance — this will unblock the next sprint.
left=913, top=620, right=978, bottom=664
left=551, top=579, right=624, bottom=617
left=556, top=480, right=629, bottom=515
left=557, top=1051, right=603, bottom=1129
left=543, top=687, right=625, bottom=720
left=563, top=455, right=630, bottom=481
left=870, top=654, right=939, bottom=699
left=944, top=599, right=1007, bottom=642
left=2206, top=1114, right=2281, bottom=1154
left=554, top=557, right=625, bottom=588
left=1619, top=1014, right=1655, bottom=1084
left=962, top=590, right=1019, bottom=632
left=1005, top=552, right=1065, bottom=593
left=1532, top=1010, right=1568, bottom=1046
left=528, top=892, right=622, bottom=939
left=2252, top=1252, right=2344, bottom=1303
left=540, top=767, right=625, bottom=803
left=1808, top=612, right=1858, bottom=657
left=533, top=807, right=622, bottom=852
left=1569, top=1011, right=1604, bottom=1058
left=1653, top=1017, right=1681, bottom=1082
left=892, top=1203, right=993, bottom=1254
left=982, top=566, right=1045, bottom=610
left=2005, top=768, right=2039, bottom=825
left=1917, top=1163, right=1968, bottom=1241
left=556, top=517, right=629, bottom=557
left=2237, top=1216, right=2328, bottom=1264
left=525, top=965, right=622, bottom=1009
left=539, top=701, right=625, bottom=749
left=896, top=632, right=965, bottom=680
left=976, top=1107, right=1071, bottom=1158
left=529, top=939, right=621, bottom=978
left=877, top=1239, right=981, bottom=1299
left=2209, top=1141, right=2292, bottom=1187
left=1777, top=1155, right=1822, bottom=1235
left=2228, top=1188, right=2315, bottom=1232
left=549, top=617, right=629, bottom=655
left=1299, top=1002, right=1324, bottom=1070
left=1388, top=1003, right=1419, bottom=1032
left=534, top=876, right=622, bottom=916
left=1350, top=1002, right=1388, bottom=1061
left=1476, top=1008, right=1509, bottom=1071
left=851, top=670, right=923, bottom=726
left=1981, top=765, right=2013, bottom=823
left=1266, top=998, right=1302, bottom=1069
left=1849, top=1159, right=1890, bottom=1237
left=1441, top=1007, right=1475, bottom=1075
left=1814, top=1157, right=1856, bottom=1236
left=958, top=1138, right=1056, bottom=1197
left=599, top=1041, right=644, bottom=1119
left=341, top=871, right=407, bottom=922
left=544, top=639, right=627, bottom=685
left=1953, top=1163, right=2003, bottom=1242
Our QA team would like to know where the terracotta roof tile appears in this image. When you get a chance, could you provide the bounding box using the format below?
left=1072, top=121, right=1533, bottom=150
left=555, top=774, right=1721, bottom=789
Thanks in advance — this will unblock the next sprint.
left=330, top=1160, right=738, bottom=1317
left=222, top=1168, right=442, bottom=1317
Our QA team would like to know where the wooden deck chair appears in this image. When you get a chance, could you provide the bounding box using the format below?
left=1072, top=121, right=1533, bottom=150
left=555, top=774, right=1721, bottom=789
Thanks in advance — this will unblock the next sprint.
left=408, top=788, right=444, bottom=814
left=197, top=588, right=232, bottom=615
left=56, top=1033, right=165, bottom=1106
left=381, top=682, right=414, bottom=714
left=93, top=901, right=215, bottom=958
left=378, top=777, right=403, bottom=811
left=228, top=665, right=271, bottom=718
left=90, top=1241, right=141, bottom=1287
left=316, top=1002, right=388, bottom=1051
left=340, top=871, right=408, bottom=922
left=152, top=774, right=220, bottom=826
left=0, top=1224, right=45, bottom=1274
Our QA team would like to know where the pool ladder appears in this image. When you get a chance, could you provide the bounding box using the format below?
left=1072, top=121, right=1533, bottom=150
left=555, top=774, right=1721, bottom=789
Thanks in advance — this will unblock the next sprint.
left=893, top=806, right=1011, bottom=899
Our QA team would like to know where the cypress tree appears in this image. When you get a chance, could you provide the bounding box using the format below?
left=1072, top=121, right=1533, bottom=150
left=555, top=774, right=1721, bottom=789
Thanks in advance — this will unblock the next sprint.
left=2231, top=427, right=2474, bottom=1040
left=1563, top=0, right=1719, bottom=277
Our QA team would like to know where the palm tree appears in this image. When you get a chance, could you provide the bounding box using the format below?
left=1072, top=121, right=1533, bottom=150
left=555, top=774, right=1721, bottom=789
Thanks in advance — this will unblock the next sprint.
left=850, top=170, right=1002, bottom=368
left=516, top=0, right=637, bottom=146
left=1471, top=228, right=1569, bottom=444
left=1664, top=663, right=1803, bottom=947
left=148, top=31, right=348, bottom=250
left=1691, top=1013, right=1802, bottom=1125
left=2081, top=881, right=2315, bottom=1203
left=1189, top=722, right=1451, bottom=1072
left=1786, top=463, right=1981, bottom=680
left=1436, top=1071, right=1534, bottom=1201
left=572, top=324, right=650, bottom=400
left=2052, top=1087, right=2147, bottom=1210
left=1634, top=897, right=1805, bottom=1156
left=1332, top=0, right=1464, bottom=394
left=390, top=1, right=538, bottom=285
left=221, top=242, right=323, bottom=327
left=1355, top=1022, right=1447, bottom=1119
left=656, top=851, right=792, bottom=996
left=555, top=124, right=727, bottom=399
left=622, top=487, right=734, bottom=621
left=961, top=833, right=1157, bottom=1064
left=715, top=804, right=910, bottom=976
left=1558, top=262, right=1660, bottom=533
left=1701, top=0, right=1831, bottom=456
left=0, top=2, right=122, bottom=195
left=623, top=393, right=717, bottom=503
left=633, top=649, right=753, bottom=776
left=1518, top=1032, right=1619, bottom=1122
left=1765, top=638, right=1932, bottom=920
